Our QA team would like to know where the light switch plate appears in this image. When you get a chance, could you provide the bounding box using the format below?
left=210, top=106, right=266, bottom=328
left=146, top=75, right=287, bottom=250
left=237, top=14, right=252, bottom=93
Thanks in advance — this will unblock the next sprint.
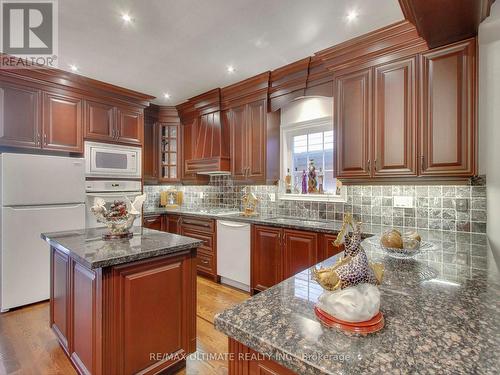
left=199, top=192, right=204, bottom=198
left=269, top=193, right=276, bottom=202
left=393, top=196, right=414, bottom=208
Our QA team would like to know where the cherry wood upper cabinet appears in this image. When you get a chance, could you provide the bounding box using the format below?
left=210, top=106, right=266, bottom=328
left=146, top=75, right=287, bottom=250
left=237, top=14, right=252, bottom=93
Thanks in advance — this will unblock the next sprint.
left=84, top=100, right=115, bottom=141
left=116, top=107, right=143, bottom=145
left=42, top=91, right=83, bottom=152
left=420, top=38, right=476, bottom=176
left=373, top=57, right=417, bottom=177
left=282, top=230, right=318, bottom=279
left=246, top=99, right=266, bottom=181
left=227, top=105, right=247, bottom=180
left=0, top=79, right=41, bottom=149
left=251, top=225, right=282, bottom=294
left=143, top=116, right=159, bottom=182
left=227, top=99, right=267, bottom=183
left=335, top=68, right=372, bottom=178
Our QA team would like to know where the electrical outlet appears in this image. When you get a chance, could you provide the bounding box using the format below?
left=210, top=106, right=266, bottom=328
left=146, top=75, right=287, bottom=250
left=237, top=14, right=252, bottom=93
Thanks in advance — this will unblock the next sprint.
left=268, top=193, right=276, bottom=202
left=199, top=192, right=204, bottom=199
left=393, top=196, right=414, bottom=208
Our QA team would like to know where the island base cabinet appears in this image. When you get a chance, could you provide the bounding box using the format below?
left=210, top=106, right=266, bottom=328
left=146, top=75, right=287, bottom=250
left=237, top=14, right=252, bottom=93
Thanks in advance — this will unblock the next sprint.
left=50, top=246, right=197, bottom=375
left=228, top=338, right=296, bottom=375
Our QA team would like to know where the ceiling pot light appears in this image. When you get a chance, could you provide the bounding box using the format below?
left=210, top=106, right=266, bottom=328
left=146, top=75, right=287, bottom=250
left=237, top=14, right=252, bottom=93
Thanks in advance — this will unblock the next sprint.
left=121, top=13, right=133, bottom=23
left=227, top=65, right=235, bottom=73
left=346, top=10, right=358, bottom=22
left=163, top=93, right=170, bottom=100
left=69, top=64, right=78, bottom=72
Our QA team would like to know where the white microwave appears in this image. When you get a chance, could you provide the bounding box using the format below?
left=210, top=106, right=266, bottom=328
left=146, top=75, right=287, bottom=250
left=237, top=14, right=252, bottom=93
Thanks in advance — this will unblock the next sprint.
left=84, top=141, right=141, bottom=178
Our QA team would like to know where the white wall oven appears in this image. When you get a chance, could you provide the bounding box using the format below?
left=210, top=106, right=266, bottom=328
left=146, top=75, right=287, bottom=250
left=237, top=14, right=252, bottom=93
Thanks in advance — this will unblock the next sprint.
left=85, top=180, right=142, bottom=228
left=85, top=141, right=141, bottom=179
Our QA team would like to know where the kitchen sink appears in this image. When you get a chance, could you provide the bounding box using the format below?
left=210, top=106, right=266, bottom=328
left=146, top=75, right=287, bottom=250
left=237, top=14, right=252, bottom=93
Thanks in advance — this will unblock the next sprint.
left=266, top=217, right=327, bottom=226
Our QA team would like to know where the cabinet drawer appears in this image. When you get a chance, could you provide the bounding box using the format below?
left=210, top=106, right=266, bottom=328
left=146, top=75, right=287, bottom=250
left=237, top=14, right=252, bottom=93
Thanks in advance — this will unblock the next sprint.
left=181, top=216, right=215, bottom=233
left=181, top=228, right=214, bottom=253
left=196, top=251, right=215, bottom=275
left=143, top=215, right=163, bottom=231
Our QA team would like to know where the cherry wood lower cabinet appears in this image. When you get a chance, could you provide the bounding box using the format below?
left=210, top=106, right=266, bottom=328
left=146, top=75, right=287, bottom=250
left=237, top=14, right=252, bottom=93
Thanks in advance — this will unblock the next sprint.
left=228, top=338, right=296, bottom=375
left=165, top=214, right=182, bottom=234
left=251, top=226, right=341, bottom=295
left=180, top=216, right=218, bottom=281
left=50, top=246, right=197, bottom=375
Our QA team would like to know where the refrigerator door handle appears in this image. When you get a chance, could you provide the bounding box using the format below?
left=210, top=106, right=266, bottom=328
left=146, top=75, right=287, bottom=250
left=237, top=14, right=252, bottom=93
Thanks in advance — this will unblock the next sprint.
left=4, top=203, right=85, bottom=210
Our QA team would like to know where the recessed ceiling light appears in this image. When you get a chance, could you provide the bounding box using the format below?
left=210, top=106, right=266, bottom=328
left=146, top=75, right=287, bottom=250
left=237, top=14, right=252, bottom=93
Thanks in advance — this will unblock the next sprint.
left=346, top=10, right=358, bottom=22
left=227, top=65, right=235, bottom=73
left=69, top=64, right=78, bottom=72
left=121, top=13, right=133, bottom=23
left=163, top=93, right=170, bottom=100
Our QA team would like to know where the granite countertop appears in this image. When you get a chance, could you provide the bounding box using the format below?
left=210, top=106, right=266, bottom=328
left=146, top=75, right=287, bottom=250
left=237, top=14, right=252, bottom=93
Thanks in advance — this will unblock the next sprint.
left=144, top=207, right=357, bottom=236
left=41, top=227, right=203, bottom=269
left=214, top=234, right=500, bottom=375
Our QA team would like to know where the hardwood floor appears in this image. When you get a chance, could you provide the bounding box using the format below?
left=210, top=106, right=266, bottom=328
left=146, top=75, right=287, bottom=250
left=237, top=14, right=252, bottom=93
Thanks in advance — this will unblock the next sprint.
left=0, top=276, right=248, bottom=375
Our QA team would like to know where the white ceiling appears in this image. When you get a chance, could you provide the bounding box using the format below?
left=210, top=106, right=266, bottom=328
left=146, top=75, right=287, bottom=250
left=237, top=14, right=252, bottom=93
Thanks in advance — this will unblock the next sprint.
left=58, top=0, right=403, bottom=104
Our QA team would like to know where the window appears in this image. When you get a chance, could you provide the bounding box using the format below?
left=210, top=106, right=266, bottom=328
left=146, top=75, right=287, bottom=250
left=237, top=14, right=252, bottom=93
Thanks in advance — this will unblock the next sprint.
left=291, top=130, right=334, bottom=193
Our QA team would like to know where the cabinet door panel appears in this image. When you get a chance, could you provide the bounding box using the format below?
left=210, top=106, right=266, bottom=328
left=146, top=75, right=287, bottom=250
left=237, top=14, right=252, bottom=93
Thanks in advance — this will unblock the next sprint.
left=247, top=100, right=266, bottom=180
left=166, top=214, right=181, bottom=234
left=228, top=105, right=247, bottom=180
left=374, top=58, right=417, bottom=176
left=335, top=69, right=372, bottom=178
left=320, top=234, right=343, bottom=261
left=251, top=226, right=282, bottom=293
left=143, top=118, right=158, bottom=181
left=420, top=39, right=476, bottom=176
left=43, top=92, right=83, bottom=152
left=0, top=80, right=40, bottom=148
left=51, top=248, right=70, bottom=352
left=84, top=100, right=114, bottom=141
left=71, top=263, right=97, bottom=375
left=111, top=256, right=191, bottom=374
left=283, top=230, right=318, bottom=279
left=117, top=108, right=143, bottom=145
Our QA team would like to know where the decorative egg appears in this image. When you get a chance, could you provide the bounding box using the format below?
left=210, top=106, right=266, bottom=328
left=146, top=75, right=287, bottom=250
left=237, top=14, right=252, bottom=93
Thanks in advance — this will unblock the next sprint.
left=380, top=229, right=403, bottom=249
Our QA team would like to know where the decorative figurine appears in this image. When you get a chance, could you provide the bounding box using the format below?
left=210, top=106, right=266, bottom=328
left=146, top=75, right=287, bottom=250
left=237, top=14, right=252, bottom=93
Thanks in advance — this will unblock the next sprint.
left=312, top=213, right=385, bottom=333
left=242, top=187, right=259, bottom=216
left=285, top=168, right=292, bottom=194
left=301, top=170, right=307, bottom=194
left=293, top=167, right=301, bottom=194
left=318, top=167, right=324, bottom=194
left=91, top=194, right=146, bottom=240
left=307, top=159, right=318, bottom=193
left=336, top=179, right=343, bottom=195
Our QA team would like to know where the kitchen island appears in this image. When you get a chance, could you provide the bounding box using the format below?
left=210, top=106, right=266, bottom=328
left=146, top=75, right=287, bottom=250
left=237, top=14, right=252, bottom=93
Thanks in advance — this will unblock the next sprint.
left=42, top=227, right=203, bottom=375
left=215, top=233, right=500, bottom=374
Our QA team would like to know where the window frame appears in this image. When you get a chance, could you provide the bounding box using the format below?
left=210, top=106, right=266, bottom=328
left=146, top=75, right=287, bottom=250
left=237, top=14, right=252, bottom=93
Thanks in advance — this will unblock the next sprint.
left=280, top=117, right=345, bottom=202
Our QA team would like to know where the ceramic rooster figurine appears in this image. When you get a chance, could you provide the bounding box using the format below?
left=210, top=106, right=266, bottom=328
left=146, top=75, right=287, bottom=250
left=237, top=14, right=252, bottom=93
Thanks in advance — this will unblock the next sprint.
left=312, top=214, right=384, bottom=323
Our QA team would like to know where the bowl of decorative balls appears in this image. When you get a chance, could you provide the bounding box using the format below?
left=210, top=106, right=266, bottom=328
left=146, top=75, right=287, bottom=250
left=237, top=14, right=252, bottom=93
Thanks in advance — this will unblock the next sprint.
left=373, top=229, right=434, bottom=259
left=91, top=195, right=146, bottom=240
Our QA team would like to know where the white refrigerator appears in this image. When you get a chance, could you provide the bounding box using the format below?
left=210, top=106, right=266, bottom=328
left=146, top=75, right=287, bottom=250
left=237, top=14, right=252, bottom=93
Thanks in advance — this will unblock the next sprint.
left=0, top=153, right=85, bottom=312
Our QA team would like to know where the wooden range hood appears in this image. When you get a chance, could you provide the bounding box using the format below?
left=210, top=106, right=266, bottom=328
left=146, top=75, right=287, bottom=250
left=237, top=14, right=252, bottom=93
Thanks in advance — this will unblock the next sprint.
left=177, top=88, right=231, bottom=175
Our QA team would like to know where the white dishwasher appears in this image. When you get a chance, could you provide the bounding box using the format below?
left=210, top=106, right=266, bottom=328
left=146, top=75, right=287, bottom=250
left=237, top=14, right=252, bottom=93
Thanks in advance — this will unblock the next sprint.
left=217, top=220, right=251, bottom=292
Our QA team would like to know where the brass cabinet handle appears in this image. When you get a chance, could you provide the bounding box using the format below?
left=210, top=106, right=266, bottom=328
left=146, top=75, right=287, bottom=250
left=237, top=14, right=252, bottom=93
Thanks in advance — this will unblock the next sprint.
left=374, top=159, right=377, bottom=171
left=44, top=133, right=47, bottom=145
left=367, top=159, right=371, bottom=171
left=201, top=259, right=209, bottom=265
left=421, top=156, right=425, bottom=171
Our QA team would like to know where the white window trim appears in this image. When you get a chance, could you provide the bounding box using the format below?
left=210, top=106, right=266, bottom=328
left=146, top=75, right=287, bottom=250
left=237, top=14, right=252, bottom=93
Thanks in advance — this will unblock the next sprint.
left=279, top=116, right=345, bottom=203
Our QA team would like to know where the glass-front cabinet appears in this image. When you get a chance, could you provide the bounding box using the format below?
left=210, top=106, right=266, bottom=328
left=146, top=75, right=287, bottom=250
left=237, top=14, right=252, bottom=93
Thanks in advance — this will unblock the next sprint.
left=159, top=122, right=180, bottom=182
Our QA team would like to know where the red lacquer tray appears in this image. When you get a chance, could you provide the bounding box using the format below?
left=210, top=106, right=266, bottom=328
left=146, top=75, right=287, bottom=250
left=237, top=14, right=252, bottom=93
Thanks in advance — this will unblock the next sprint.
left=314, top=306, right=384, bottom=334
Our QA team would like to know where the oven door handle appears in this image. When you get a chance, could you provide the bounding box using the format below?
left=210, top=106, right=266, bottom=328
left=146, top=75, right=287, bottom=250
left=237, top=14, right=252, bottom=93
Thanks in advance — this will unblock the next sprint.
left=86, top=192, right=142, bottom=198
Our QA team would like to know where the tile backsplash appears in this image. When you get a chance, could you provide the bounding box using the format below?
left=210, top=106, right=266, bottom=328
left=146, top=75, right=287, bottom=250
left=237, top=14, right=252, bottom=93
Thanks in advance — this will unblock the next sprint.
left=144, top=176, right=487, bottom=234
